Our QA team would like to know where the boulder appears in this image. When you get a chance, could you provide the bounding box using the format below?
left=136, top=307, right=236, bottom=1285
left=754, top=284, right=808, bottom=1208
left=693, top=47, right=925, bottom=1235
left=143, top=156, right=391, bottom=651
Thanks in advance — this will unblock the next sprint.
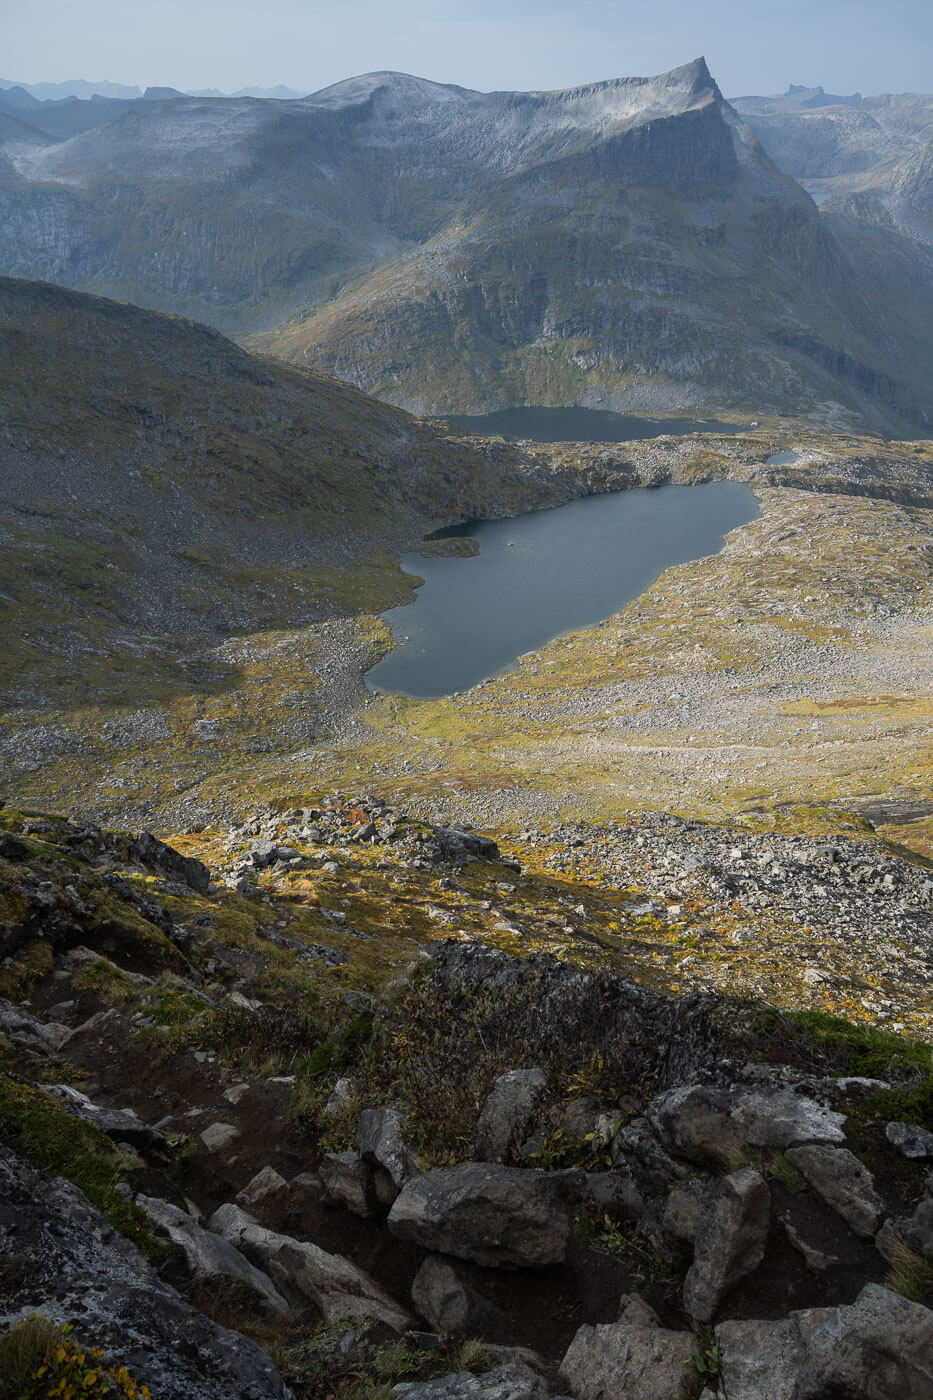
left=319, top=1151, right=381, bottom=1218
left=387, top=1164, right=574, bottom=1268
left=900, top=1197, right=933, bottom=1259
left=559, top=1317, right=695, bottom=1400
left=786, top=1144, right=884, bottom=1237
left=474, top=1069, right=546, bottom=1162
left=136, top=1195, right=288, bottom=1312
left=357, top=1107, right=420, bottom=1196
left=209, top=1202, right=411, bottom=1331
left=648, top=1084, right=846, bottom=1170
left=0, top=999, right=70, bottom=1053
left=411, top=1255, right=503, bottom=1336
left=683, top=1168, right=771, bottom=1323
left=798, top=1283, right=933, bottom=1399
left=0, top=1144, right=291, bottom=1400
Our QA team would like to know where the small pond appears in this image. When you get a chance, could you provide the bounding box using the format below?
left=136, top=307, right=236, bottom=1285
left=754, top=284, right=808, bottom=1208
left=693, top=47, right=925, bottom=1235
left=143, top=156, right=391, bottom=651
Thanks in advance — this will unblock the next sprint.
left=436, top=406, right=751, bottom=443
left=367, top=480, right=760, bottom=699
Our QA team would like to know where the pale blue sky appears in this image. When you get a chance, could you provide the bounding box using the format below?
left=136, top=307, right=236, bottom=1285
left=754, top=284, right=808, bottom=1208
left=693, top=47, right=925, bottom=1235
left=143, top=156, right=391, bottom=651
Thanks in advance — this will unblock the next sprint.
left=3, top=0, right=930, bottom=97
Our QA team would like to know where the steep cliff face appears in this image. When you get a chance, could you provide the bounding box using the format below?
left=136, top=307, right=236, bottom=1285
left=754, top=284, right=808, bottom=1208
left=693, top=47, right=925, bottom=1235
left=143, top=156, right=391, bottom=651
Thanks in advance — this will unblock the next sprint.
left=1, top=61, right=932, bottom=424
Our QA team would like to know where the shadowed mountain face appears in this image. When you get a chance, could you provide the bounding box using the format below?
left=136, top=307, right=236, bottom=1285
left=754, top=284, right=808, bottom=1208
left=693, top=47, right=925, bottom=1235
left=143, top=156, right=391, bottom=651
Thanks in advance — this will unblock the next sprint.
left=1, top=60, right=932, bottom=427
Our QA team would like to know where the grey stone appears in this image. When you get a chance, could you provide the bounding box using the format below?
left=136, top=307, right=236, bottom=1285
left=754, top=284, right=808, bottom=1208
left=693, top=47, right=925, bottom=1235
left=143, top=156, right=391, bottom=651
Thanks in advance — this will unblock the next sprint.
left=209, top=1202, right=411, bottom=1331
left=319, top=1151, right=381, bottom=1218
left=200, top=1121, right=240, bottom=1152
left=886, top=1121, right=933, bottom=1160
left=357, top=1107, right=420, bottom=1193
left=716, top=1317, right=804, bottom=1400
left=648, top=1084, right=846, bottom=1170
left=394, top=1366, right=548, bottom=1400
left=388, top=1163, right=574, bottom=1267
left=474, top=1068, right=546, bottom=1161
left=786, top=1144, right=884, bottom=1237
left=559, top=1318, right=695, bottom=1400
left=0, top=1144, right=291, bottom=1400
left=683, top=1167, right=771, bottom=1323
left=136, top=1195, right=288, bottom=1312
left=661, top=1178, right=712, bottom=1244
left=798, top=1283, right=933, bottom=1399
left=236, top=1166, right=289, bottom=1213
left=582, top=1170, right=646, bottom=1223
left=411, top=1255, right=503, bottom=1336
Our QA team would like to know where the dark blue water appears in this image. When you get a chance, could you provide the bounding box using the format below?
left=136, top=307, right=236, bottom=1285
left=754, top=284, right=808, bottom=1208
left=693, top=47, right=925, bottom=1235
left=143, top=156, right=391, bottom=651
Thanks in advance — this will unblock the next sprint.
left=367, top=480, right=759, bottom=699
left=436, top=406, right=750, bottom=443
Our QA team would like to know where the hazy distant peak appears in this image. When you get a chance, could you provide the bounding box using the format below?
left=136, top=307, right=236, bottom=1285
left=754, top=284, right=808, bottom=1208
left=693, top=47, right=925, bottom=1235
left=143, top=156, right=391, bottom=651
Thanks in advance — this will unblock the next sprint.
left=306, top=70, right=476, bottom=108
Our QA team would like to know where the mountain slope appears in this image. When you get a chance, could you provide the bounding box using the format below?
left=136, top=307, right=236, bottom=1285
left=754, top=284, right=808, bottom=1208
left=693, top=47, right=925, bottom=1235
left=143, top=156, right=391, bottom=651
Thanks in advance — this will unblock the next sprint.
left=1, top=62, right=932, bottom=427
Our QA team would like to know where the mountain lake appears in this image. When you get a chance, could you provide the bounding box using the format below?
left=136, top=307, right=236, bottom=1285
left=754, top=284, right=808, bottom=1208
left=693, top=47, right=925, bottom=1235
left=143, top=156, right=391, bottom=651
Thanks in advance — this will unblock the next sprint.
left=367, top=479, right=760, bottom=698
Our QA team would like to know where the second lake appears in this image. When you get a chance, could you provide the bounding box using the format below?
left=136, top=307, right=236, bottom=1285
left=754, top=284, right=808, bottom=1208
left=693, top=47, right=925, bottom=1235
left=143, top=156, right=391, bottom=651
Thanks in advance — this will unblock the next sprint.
left=366, top=480, right=760, bottom=699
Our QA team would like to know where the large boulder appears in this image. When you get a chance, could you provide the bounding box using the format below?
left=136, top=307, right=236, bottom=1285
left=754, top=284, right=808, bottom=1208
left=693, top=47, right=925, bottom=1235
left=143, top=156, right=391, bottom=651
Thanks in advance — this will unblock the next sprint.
left=136, top=1195, right=288, bottom=1312
left=320, top=1151, right=381, bottom=1218
left=785, top=1144, right=884, bottom=1237
left=798, top=1283, right=933, bottom=1399
left=683, top=1168, right=771, bottom=1323
left=357, top=1107, right=421, bottom=1201
left=716, top=1317, right=807, bottom=1400
left=0, top=1145, right=291, bottom=1400
left=388, top=1164, right=574, bottom=1267
left=209, top=1202, right=411, bottom=1331
left=647, top=1084, right=846, bottom=1171
left=474, top=1069, right=546, bottom=1162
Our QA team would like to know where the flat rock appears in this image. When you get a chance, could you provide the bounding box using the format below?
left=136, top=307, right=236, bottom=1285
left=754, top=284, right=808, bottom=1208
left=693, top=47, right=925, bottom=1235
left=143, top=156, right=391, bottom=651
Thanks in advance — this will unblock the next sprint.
left=786, top=1144, right=884, bottom=1237
left=40, top=1084, right=167, bottom=1151
left=136, top=1195, right=288, bottom=1312
left=559, top=1318, right=695, bottom=1400
left=648, top=1085, right=846, bottom=1170
left=683, top=1167, right=771, bottom=1323
left=387, top=1163, right=574, bottom=1268
left=209, top=1202, right=411, bottom=1331
left=200, top=1121, right=240, bottom=1152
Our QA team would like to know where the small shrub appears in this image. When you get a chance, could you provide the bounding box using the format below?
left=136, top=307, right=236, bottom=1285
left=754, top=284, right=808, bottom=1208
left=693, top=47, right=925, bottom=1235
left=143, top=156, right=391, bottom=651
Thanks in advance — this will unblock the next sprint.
left=0, top=1317, right=151, bottom=1400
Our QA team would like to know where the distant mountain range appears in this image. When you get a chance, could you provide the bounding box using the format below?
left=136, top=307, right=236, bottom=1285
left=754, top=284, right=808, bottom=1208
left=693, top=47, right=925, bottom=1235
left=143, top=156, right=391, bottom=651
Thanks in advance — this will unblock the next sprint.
left=0, top=78, right=307, bottom=101
left=1, top=61, right=931, bottom=429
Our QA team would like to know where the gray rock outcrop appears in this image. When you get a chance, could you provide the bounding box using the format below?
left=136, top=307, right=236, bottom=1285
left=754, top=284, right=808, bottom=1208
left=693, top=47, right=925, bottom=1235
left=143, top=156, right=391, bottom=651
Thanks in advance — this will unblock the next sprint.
left=559, top=1307, right=695, bottom=1400
left=0, top=1145, right=292, bottom=1399
left=785, top=1144, right=884, bottom=1236
left=648, top=1084, right=846, bottom=1170
left=136, top=1194, right=288, bottom=1311
left=475, top=1068, right=546, bottom=1162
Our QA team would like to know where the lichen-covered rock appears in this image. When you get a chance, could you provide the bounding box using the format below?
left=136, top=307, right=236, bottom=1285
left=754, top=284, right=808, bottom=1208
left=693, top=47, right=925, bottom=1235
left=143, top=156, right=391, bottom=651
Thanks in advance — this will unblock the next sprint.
left=798, top=1283, right=933, bottom=1399
left=648, top=1084, right=846, bottom=1170
left=715, top=1317, right=805, bottom=1400
left=0, top=1145, right=292, bottom=1399
left=886, top=1121, right=933, bottom=1160
left=683, top=1167, right=771, bottom=1322
left=388, top=1163, right=574, bottom=1267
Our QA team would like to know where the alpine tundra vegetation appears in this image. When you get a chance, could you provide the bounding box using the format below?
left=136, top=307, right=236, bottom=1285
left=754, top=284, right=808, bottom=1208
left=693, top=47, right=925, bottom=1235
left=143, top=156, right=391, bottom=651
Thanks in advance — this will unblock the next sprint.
left=0, top=48, right=932, bottom=1400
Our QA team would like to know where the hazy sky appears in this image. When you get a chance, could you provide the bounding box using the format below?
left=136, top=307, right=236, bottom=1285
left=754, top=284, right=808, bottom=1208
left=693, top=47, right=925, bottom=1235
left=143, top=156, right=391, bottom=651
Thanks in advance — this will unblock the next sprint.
left=3, top=0, right=931, bottom=97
